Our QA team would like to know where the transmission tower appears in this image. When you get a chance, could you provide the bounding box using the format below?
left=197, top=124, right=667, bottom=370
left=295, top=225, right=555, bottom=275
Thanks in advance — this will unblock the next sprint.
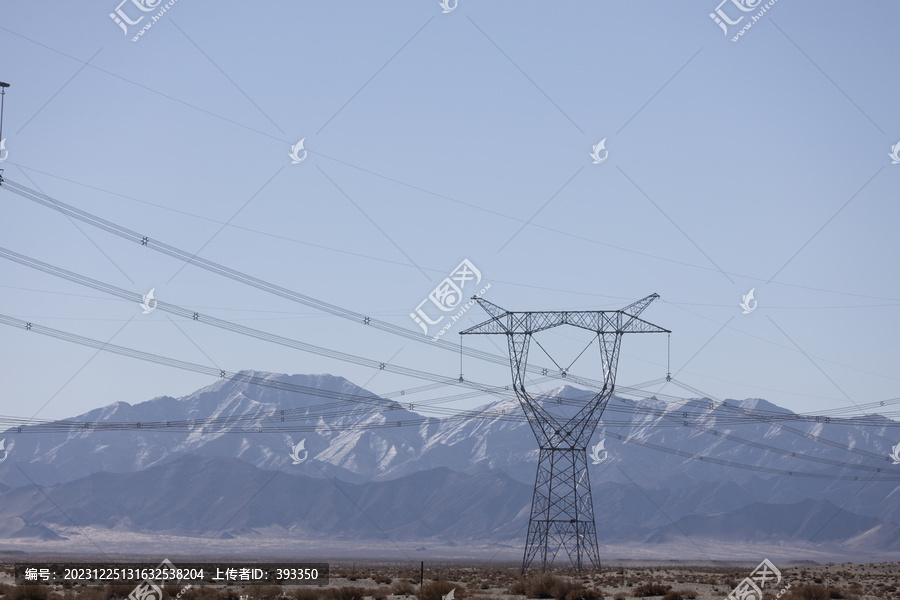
left=460, top=294, right=669, bottom=572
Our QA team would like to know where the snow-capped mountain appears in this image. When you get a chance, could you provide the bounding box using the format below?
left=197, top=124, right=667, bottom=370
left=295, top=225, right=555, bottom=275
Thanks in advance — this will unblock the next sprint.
left=1, top=371, right=899, bottom=557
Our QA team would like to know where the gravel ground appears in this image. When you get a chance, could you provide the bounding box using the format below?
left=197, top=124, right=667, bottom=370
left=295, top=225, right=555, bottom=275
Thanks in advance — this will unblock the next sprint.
left=1, top=561, right=898, bottom=599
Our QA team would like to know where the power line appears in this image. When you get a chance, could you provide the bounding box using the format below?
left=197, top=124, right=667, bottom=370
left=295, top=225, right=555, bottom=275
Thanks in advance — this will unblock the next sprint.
left=0, top=245, right=505, bottom=393
left=660, top=378, right=900, bottom=463
left=0, top=177, right=613, bottom=392
left=6, top=176, right=895, bottom=414
left=607, top=430, right=900, bottom=482
left=2, top=313, right=897, bottom=481
left=0, top=192, right=896, bottom=477
left=1, top=274, right=895, bottom=434
left=611, top=398, right=896, bottom=475
left=0, top=311, right=553, bottom=428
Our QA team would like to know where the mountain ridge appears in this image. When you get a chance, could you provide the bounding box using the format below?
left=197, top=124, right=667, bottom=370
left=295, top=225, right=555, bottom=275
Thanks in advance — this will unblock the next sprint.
left=1, top=369, right=898, bottom=559
left=0, top=454, right=897, bottom=559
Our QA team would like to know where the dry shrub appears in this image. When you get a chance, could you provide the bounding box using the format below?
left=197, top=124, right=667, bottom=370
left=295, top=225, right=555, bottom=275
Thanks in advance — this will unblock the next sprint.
left=524, top=574, right=562, bottom=599
left=293, top=589, right=323, bottom=600
left=509, top=578, right=527, bottom=596
left=6, top=585, right=49, bottom=600
left=372, top=588, right=390, bottom=600
left=104, top=584, right=137, bottom=599
left=632, top=583, right=672, bottom=597
left=393, top=580, right=417, bottom=596
left=416, top=582, right=459, bottom=600
left=785, top=585, right=829, bottom=600
left=248, top=587, right=284, bottom=600
left=548, top=581, right=581, bottom=600
left=183, top=588, right=228, bottom=600
left=509, top=575, right=597, bottom=600
left=325, top=587, right=366, bottom=600
left=564, top=588, right=603, bottom=600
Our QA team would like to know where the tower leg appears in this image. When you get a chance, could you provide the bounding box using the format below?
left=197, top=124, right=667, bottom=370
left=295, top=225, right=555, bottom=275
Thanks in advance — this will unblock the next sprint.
left=522, top=447, right=601, bottom=572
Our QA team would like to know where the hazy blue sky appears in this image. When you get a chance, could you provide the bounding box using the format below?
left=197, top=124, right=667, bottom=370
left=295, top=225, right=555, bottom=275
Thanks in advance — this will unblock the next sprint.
left=0, top=0, right=898, bottom=422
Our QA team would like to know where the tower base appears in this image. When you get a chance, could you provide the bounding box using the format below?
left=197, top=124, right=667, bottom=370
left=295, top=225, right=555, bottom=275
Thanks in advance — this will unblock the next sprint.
left=522, top=447, right=601, bottom=572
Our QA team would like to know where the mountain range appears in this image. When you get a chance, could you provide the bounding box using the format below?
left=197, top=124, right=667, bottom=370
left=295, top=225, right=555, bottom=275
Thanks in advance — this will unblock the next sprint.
left=1, top=371, right=898, bottom=561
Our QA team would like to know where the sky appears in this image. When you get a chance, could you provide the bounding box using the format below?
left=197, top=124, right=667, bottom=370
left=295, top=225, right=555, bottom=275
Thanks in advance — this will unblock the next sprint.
left=0, top=0, right=898, bottom=423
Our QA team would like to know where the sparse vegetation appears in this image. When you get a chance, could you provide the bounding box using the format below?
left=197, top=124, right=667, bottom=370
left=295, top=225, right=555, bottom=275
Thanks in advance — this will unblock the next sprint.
left=324, top=587, right=366, bottom=600
left=245, top=586, right=283, bottom=600
left=563, top=588, right=602, bottom=600
left=103, top=583, right=136, bottom=599
left=371, top=587, right=390, bottom=600
left=0, top=561, right=897, bottom=600
left=632, top=582, right=672, bottom=597
left=508, top=578, right=526, bottom=596
left=785, top=584, right=828, bottom=600
left=784, top=584, right=852, bottom=600
left=416, top=582, right=459, bottom=600
left=523, top=574, right=561, bottom=599
left=506, top=574, right=602, bottom=600
left=393, top=580, right=417, bottom=596
left=547, top=579, right=581, bottom=600
left=6, top=586, right=49, bottom=600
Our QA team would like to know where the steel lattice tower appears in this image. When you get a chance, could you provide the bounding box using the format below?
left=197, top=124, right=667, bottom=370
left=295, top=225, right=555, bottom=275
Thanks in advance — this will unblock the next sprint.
left=461, top=294, right=669, bottom=572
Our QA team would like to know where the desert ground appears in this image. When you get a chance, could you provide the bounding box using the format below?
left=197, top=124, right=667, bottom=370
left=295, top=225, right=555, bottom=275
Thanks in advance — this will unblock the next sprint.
left=1, top=560, right=898, bottom=600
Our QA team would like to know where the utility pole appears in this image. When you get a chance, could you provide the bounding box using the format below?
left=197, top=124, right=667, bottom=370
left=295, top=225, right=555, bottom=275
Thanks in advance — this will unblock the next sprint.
left=0, top=81, right=10, bottom=176
left=461, top=294, right=669, bottom=572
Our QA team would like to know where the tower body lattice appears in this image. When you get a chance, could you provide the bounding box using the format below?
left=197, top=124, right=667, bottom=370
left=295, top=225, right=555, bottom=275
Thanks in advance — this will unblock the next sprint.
left=461, top=295, right=668, bottom=572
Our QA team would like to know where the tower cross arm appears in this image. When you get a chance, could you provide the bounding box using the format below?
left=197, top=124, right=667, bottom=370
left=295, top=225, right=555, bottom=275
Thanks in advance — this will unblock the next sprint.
left=460, top=318, right=510, bottom=335
left=524, top=310, right=670, bottom=334
left=460, top=294, right=670, bottom=335
left=617, top=314, right=670, bottom=334
left=620, top=293, right=660, bottom=318
left=460, top=297, right=511, bottom=335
